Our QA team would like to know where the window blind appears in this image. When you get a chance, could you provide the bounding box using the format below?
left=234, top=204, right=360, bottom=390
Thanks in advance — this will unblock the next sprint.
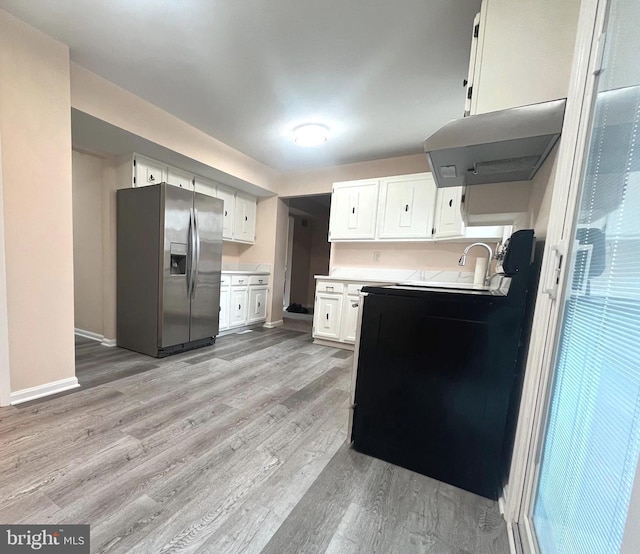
left=532, top=0, right=640, bottom=552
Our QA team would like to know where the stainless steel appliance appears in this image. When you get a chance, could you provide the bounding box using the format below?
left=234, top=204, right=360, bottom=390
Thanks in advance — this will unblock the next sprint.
left=423, top=99, right=566, bottom=187
left=117, top=183, right=223, bottom=357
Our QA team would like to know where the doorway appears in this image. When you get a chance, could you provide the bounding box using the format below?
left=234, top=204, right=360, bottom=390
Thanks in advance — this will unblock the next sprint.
left=283, top=195, right=331, bottom=332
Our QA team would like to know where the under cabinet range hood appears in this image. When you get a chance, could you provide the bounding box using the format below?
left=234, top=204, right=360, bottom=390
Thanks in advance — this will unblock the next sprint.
left=423, top=99, right=567, bottom=188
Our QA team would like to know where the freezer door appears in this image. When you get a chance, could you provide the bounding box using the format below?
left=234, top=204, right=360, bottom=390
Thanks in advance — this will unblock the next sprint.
left=190, top=193, right=223, bottom=341
left=160, top=184, right=193, bottom=348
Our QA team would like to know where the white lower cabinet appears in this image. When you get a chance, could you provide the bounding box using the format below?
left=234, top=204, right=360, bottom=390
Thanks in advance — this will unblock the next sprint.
left=341, top=295, right=361, bottom=344
left=248, top=286, right=268, bottom=323
left=313, top=280, right=375, bottom=347
left=313, top=293, right=343, bottom=340
left=218, top=273, right=270, bottom=333
left=229, top=287, right=249, bottom=328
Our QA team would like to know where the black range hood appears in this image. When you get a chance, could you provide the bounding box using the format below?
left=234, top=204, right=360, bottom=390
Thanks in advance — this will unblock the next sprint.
left=423, top=99, right=567, bottom=188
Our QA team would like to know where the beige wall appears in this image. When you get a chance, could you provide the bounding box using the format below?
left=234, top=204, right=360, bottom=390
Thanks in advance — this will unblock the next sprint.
left=70, top=64, right=280, bottom=195
left=72, top=151, right=104, bottom=334
left=330, top=241, right=489, bottom=273
left=238, top=196, right=289, bottom=324
left=0, top=10, right=75, bottom=391
left=279, top=154, right=430, bottom=197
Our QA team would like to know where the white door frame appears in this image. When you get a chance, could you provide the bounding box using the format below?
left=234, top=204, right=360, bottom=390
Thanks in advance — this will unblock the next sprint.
left=0, top=131, right=12, bottom=407
left=283, top=215, right=294, bottom=309
left=505, top=0, right=623, bottom=552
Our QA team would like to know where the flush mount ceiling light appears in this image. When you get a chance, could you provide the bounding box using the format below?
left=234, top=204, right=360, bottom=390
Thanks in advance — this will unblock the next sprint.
left=293, top=124, right=329, bottom=146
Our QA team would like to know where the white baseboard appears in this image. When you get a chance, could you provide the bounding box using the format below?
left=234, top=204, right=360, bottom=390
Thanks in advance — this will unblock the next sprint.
left=263, top=320, right=283, bottom=329
left=75, top=328, right=116, bottom=347
left=10, top=377, right=80, bottom=405
left=74, top=327, right=103, bottom=342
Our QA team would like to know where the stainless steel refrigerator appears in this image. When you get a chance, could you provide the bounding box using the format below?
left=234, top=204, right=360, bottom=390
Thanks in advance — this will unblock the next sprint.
left=117, top=183, right=223, bottom=357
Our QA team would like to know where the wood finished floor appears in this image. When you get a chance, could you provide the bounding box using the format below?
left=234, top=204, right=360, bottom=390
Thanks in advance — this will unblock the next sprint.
left=0, top=328, right=509, bottom=553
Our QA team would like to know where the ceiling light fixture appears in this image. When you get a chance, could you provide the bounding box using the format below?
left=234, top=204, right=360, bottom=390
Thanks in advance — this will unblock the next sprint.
left=293, top=124, right=329, bottom=146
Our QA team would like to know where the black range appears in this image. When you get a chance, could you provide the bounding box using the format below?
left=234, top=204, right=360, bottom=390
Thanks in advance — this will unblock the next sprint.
left=350, top=230, right=540, bottom=500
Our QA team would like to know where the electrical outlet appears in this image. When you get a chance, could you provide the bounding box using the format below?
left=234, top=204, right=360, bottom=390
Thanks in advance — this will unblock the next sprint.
left=373, top=251, right=381, bottom=262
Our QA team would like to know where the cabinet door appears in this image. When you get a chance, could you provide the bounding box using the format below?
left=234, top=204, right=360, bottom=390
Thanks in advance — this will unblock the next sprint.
left=229, top=287, right=248, bottom=327
left=434, top=186, right=464, bottom=239
left=248, top=286, right=268, bottom=323
left=167, top=167, right=195, bottom=191
left=215, top=186, right=235, bottom=240
left=234, top=193, right=256, bottom=243
left=219, top=287, right=230, bottom=330
left=313, top=293, right=343, bottom=340
left=378, top=174, right=436, bottom=239
left=194, top=176, right=216, bottom=197
left=134, top=155, right=166, bottom=187
left=341, top=294, right=361, bottom=344
left=329, top=181, right=379, bottom=241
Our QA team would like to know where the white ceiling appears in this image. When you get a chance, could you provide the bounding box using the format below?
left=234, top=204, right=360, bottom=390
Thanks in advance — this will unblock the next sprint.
left=0, top=0, right=481, bottom=172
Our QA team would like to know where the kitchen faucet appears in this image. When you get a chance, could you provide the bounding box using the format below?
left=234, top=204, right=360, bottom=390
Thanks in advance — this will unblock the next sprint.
left=458, top=242, right=494, bottom=285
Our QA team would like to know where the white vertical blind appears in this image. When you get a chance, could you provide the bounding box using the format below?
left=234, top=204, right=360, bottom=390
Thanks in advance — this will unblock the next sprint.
left=533, top=0, right=640, bottom=552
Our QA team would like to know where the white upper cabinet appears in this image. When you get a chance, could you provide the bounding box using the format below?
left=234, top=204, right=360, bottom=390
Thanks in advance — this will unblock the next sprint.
left=329, top=180, right=379, bottom=241
left=233, top=193, right=257, bottom=244
left=167, top=166, right=195, bottom=191
left=378, top=173, right=436, bottom=239
left=433, top=186, right=464, bottom=239
left=134, top=155, right=166, bottom=187
left=194, top=176, right=216, bottom=197
left=215, top=185, right=236, bottom=240
left=130, top=153, right=256, bottom=244
left=468, top=0, right=581, bottom=115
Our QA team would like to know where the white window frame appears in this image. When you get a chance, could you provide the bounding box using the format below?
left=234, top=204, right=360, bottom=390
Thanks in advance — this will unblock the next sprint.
left=503, top=0, right=610, bottom=551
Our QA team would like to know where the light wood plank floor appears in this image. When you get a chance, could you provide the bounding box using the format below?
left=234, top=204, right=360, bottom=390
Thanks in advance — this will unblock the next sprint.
left=0, top=328, right=509, bottom=553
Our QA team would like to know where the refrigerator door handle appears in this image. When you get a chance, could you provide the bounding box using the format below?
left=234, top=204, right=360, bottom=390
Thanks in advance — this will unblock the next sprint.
left=192, top=208, right=201, bottom=299
left=187, top=207, right=196, bottom=298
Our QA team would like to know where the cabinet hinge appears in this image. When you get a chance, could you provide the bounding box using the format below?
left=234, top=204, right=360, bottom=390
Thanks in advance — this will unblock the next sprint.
left=474, top=23, right=479, bottom=38
left=461, top=193, right=466, bottom=203
left=432, top=227, right=436, bottom=235
left=467, top=86, right=473, bottom=100
left=133, top=176, right=136, bottom=185
left=133, top=159, right=136, bottom=166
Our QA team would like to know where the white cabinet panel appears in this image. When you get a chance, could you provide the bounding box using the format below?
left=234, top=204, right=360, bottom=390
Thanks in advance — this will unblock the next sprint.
left=341, top=295, right=361, bottom=344
left=329, top=181, right=379, bottom=240
left=167, top=166, right=194, bottom=191
left=434, top=186, right=464, bottom=239
left=194, top=176, right=216, bottom=197
left=219, top=287, right=230, bottom=331
left=378, top=174, right=436, bottom=239
left=234, top=193, right=257, bottom=243
left=229, top=287, right=248, bottom=328
left=134, top=155, right=166, bottom=187
left=248, top=286, right=268, bottom=323
left=215, top=186, right=235, bottom=240
left=313, top=293, right=343, bottom=340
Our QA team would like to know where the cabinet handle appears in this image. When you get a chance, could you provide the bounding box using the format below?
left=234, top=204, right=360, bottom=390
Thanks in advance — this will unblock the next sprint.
left=149, top=174, right=155, bottom=181
left=245, top=216, right=248, bottom=221
left=326, top=313, right=329, bottom=320
left=258, top=302, right=261, bottom=308
left=404, top=204, right=409, bottom=212
left=238, top=304, right=241, bottom=310
left=449, top=199, right=453, bottom=207
left=352, top=207, right=356, bottom=214
left=224, top=210, right=228, bottom=216
left=326, top=286, right=333, bottom=291
left=352, top=303, right=359, bottom=308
